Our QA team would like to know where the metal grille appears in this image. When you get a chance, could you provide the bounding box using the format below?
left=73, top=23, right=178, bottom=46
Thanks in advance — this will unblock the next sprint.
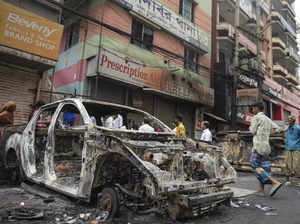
left=0, top=65, right=39, bottom=125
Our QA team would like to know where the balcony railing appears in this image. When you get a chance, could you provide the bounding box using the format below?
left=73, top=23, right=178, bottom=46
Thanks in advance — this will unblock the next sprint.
left=223, top=0, right=269, bottom=20
left=273, top=64, right=288, bottom=77
left=271, top=11, right=296, bottom=38
left=272, top=37, right=287, bottom=50
left=286, top=73, right=299, bottom=85
left=281, top=0, right=296, bottom=17
left=287, top=46, right=300, bottom=63
left=217, top=23, right=257, bottom=55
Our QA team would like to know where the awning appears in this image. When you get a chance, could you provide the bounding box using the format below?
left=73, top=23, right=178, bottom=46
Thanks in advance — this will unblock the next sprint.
left=270, top=99, right=281, bottom=105
left=143, top=87, right=202, bottom=104
left=204, top=112, right=227, bottom=123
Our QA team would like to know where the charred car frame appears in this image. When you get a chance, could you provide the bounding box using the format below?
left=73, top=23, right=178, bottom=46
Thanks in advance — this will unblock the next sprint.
left=0, top=98, right=236, bottom=220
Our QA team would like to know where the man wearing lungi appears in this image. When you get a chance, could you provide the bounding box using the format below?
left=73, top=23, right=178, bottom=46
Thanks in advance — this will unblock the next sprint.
left=249, top=102, right=282, bottom=196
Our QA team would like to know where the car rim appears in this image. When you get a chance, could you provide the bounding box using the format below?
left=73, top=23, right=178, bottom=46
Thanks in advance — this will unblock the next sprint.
left=99, top=194, right=113, bottom=212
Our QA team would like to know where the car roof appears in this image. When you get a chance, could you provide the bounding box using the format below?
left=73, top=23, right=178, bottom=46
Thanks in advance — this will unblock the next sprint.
left=42, top=98, right=150, bottom=114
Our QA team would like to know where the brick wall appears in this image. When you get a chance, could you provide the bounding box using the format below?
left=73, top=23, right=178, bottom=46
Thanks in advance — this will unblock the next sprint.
left=84, top=0, right=212, bottom=72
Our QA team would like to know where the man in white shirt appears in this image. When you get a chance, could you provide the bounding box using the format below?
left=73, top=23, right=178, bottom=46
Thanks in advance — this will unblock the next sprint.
left=113, top=113, right=123, bottom=129
left=200, top=121, right=212, bottom=143
left=139, top=118, right=154, bottom=132
left=105, top=115, right=116, bottom=129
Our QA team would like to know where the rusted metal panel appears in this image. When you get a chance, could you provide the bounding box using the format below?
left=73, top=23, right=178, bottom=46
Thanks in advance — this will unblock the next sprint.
left=217, top=131, right=286, bottom=174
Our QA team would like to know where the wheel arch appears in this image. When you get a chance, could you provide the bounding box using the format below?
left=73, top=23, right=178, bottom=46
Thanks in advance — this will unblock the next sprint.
left=3, top=133, right=22, bottom=169
left=92, top=151, right=129, bottom=190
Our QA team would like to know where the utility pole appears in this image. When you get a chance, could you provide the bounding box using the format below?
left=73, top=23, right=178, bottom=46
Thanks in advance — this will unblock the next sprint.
left=256, top=0, right=263, bottom=101
left=231, top=0, right=240, bottom=129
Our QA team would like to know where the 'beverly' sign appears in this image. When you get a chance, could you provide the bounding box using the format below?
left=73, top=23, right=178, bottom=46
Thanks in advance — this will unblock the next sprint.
left=0, top=1, right=63, bottom=60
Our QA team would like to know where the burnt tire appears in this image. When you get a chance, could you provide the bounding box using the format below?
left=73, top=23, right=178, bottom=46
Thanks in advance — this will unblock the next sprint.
left=7, top=149, right=24, bottom=184
left=97, top=187, right=120, bottom=219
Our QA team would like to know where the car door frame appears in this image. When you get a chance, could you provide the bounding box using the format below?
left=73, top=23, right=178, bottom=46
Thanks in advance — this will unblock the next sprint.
left=45, top=100, right=91, bottom=195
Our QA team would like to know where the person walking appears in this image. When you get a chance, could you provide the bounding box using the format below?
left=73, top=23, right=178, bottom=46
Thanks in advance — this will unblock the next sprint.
left=285, top=115, right=300, bottom=183
left=175, top=115, right=186, bottom=137
left=113, top=112, right=123, bottom=129
left=138, top=117, right=154, bottom=132
left=249, top=102, right=282, bottom=196
left=105, top=114, right=116, bottom=129
left=200, top=121, right=212, bottom=143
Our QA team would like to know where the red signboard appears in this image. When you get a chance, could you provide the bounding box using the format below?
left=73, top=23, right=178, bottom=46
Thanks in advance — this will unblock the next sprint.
left=97, top=48, right=214, bottom=106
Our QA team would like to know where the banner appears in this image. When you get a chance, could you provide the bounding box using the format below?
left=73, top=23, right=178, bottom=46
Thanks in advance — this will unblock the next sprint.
left=96, top=48, right=214, bottom=105
left=113, top=0, right=209, bottom=53
left=0, top=1, right=64, bottom=60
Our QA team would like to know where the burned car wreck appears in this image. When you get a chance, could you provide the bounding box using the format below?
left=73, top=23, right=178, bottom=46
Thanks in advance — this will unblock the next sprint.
left=0, top=99, right=236, bottom=220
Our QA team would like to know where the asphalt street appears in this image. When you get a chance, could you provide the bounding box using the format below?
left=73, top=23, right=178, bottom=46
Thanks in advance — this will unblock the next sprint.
left=0, top=172, right=300, bottom=224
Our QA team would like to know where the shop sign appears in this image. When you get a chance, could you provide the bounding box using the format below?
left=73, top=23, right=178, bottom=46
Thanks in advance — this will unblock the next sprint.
left=238, top=32, right=257, bottom=55
left=262, top=84, right=281, bottom=98
left=98, top=48, right=214, bottom=106
left=227, top=24, right=257, bottom=55
left=238, top=74, right=258, bottom=87
left=264, top=77, right=282, bottom=91
left=237, top=88, right=259, bottom=98
left=282, top=88, right=300, bottom=109
left=0, top=1, right=64, bottom=60
left=113, top=0, right=209, bottom=52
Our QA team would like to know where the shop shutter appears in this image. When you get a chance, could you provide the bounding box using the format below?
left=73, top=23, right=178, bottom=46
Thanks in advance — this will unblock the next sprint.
left=0, top=65, right=39, bottom=125
left=156, top=97, right=177, bottom=129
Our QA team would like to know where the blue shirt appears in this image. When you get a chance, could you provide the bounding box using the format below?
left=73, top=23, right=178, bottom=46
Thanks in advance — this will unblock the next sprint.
left=286, top=124, right=300, bottom=151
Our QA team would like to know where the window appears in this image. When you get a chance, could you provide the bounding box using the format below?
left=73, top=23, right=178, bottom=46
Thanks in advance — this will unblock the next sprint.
left=180, top=0, right=194, bottom=22
left=184, top=47, right=199, bottom=72
left=65, top=22, right=80, bottom=50
left=53, top=104, right=85, bottom=187
left=131, top=20, right=154, bottom=51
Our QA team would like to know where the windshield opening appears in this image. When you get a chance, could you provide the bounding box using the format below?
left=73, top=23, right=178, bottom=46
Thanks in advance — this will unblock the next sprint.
left=83, top=102, right=171, bottom=133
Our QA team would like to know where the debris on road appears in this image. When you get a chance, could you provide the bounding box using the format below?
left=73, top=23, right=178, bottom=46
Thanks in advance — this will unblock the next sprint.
left=8, top=207, right=44, bottom=220
left=230, top=200, right=240, bottom=208
left=265, top=212, right=278, bottom=216
left=230, top=198, right=251, bottom=208
left=21, top=183, right=55, bottom=203
left=255, top=204, right=275, bottom=212
left=95, top=211, right=109, bottom=221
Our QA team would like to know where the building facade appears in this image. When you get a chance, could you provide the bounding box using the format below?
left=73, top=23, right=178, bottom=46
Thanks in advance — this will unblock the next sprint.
left=48, top=0, right=214, bottom=138
left=269, top=0, right=299, bottom=123
left=0, top=0, right=63, bottom=124
left=215, top=0, right=300, bottom=129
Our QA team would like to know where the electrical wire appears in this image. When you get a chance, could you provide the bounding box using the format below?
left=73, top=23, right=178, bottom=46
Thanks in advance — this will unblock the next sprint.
left=45, top=0, right=211, bottom=73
